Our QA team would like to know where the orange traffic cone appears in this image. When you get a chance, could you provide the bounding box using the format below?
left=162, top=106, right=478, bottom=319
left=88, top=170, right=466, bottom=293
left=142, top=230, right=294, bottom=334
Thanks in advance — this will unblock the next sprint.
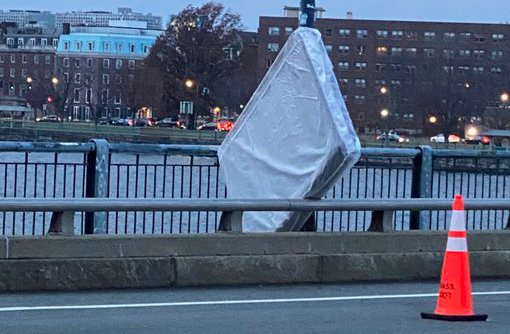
left=421, top=195, right=488, bottom=321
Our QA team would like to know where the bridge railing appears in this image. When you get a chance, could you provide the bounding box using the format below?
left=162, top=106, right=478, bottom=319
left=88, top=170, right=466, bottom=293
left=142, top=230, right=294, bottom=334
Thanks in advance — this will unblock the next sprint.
left=0, top=140, right=509, bottom=235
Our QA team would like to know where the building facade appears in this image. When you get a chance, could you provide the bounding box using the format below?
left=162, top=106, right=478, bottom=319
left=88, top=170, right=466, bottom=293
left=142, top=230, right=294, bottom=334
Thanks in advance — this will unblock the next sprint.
left=55, top=8, right=162, bottom=30
left=55, top=25, right=161, bottom=121
left=258, top=12, right=510, bottom=134
left=0, top=23, right=59, bottom=118
left=0, top=10, right=55, bottom=30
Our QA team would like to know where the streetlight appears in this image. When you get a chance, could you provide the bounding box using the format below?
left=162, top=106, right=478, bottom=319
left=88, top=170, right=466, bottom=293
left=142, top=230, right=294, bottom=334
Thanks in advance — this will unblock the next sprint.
left=51, top=77, right=59, bottom=86
left=185, top=79, right=194, bottom=89
left=500, top=92, right=509, bottom=104
left=429, top=116, right=438, bottom=124
left=380, top=86, right=389, bottom=95
left=380, top=108, right=390, bottom=118
left=26, top=77, right=33, bottom=84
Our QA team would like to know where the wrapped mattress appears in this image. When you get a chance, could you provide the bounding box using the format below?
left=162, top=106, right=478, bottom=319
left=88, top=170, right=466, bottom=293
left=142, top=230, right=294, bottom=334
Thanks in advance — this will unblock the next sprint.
left=218, top=27, right=361, bottom=232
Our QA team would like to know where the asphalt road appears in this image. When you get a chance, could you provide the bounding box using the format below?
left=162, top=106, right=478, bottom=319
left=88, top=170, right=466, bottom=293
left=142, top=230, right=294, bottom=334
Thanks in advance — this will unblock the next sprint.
left=0, top=280, right=509, bottom=334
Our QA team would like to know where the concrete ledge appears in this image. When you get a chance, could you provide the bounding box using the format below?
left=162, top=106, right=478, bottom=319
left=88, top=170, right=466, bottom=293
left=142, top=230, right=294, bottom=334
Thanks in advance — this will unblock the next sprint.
left=0, top=232, right=509, bottom=292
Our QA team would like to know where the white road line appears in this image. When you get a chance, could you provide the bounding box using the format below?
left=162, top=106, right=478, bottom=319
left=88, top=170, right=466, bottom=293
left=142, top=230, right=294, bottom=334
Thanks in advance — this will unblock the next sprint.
left=0, top=291, right=509, bottom=313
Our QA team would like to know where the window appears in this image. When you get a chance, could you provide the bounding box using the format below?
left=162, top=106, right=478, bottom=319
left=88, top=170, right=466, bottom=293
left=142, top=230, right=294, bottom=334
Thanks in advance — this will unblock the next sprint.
left=458, top=66, right=470, bottom=74
left=73, top=106, right=80, bottom=120
left=356, top=29, right=368, bottom=38
left=459, top=49, right=471, bottom=57
left=339, top=78, right=349, bottom=85
left=443, top=49, right=455, bottom=59
left=492, top=34, right=504, bottom=42
left=391, top=30, right=403, bottom=39
left=353, top=95, right=365, bottom=103
left=64, top=41, right=69, bottom=50
left=473, top=50, right=485, bottom=60
left=444, top=32, right=456, bottom=40
left=128, top=60, right=135, bottom=69
left=390, top=80, right=401, bottom=87
left=87, top=58, right=93, bottom=68
left=460, top=32, right=472, bottom=40
left=76, top=41, right=82, bottom=50
left=405, top=48, right=417, bottom=57
left=22, top=55, right=27, bottom=63
left=267, top=43, right=279, bottom=52
left=52, top=39, right=58, bottom=48
left=34, top=55, right=39, bottom=64
left=268, top=27, right=280, bottom=36
left=28, top=38, right=36, bottom=46
left=116, top=43, right=123, bottom=52
left=75, top=58, right=80, bottom=68
left=424, top=32, right=436, bottom=41
left=115, top=59, right=123, bottom=69
left=63, top=58, right=69, bottom=67
left=0, top=55, right=3, bottom=63
left=129, top=44, right=136, bottom=53
left=406, top=31, right=418, bottom=40
left=18, top=38, right=24, bottom=47
left=103, top=74, right=109, bottom=85
left=115, top=93, right=122, bottom=104
left=405, top=65, right=416, bottom=74
left=355, top=62, right=367, bottom=71
left=338, top=61, right=349, bottom=71
left=491, top=67, right=502, bottom=74
left=325, top=29, right=332, bottom=37
left=74, top=73, right=81, bottom=84
left=143, top=45, right=149, bottom=54
left=10, top=68, right=15, bottom=78
left=103, top=59, right=110, bottom=69
left=376, top=30, right=388, bottom=38
left=325, top=45, right=332, bottom=52
left=376, top=46, right=388, bottom=56
left=45, top=55, right=51, bottom=64
left=10, top=55, right=15, bottom=63
left=74, top=89, right=80, bottom=103
left=491, top=50, right=503, bottom=60
left=390, top=64, right=402, bottom=72
left=86, top=89, right=92, bottom=103
left=375, top=79, right=386, bottom=86
left=0, top=68, right=3, bottom=77
left=474, top=34, right=485, bottom=42
left=285, top=27, right=293, bottom=35
left=443, top=66, right=454, bottom=73
left=6, top=38, right=14, bottom=46
left=101, top=89, right=109, bottom=103
left=63, top=72, right=69, bottom=83
left=355, top=79, right=366, bottom=88
left=356, top=45, right=366, bottom=55
left=424, top=48, right=435, bottom=57
left=390, top=47, right=402, bottom=56
left=375, top=63, right=387, bottom=72
left=339, top=29, right=351, bottom=37
left=41, top=39, right=48, bottom=47
left=338, top=45, right=350, bottom=54
left=87, top=42, right=94, bottom=51
left=104, top=42, right=110, bottom=52
left=473, top=66, right=484, bottom=73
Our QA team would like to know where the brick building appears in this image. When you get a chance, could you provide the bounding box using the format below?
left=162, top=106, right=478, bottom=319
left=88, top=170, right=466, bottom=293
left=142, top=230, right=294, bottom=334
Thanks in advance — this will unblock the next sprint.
left=257, top=10, right=510, bottom=134
left=0, top=23, right=59, bottom=118
left=55, top=25, right=161, bottom=121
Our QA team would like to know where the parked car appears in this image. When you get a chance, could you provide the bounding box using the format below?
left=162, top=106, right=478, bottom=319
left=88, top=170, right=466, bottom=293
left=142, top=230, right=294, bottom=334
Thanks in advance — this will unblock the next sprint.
left=448, top=134, right=462, bottom=143
left=35, top=115, right=62, bottom=123
left=98, top=117, right=110, bottom=125
left=197, top=122, right=219, bottom=131
left=430, top=134, right=446, bottom=143
left=377, top=130, right=408, bottom=143
left=156, top=118, right=185, bottom=129
left=217, top=119, right=235, bottom=132
left=111, top=118, right=130, bottom=126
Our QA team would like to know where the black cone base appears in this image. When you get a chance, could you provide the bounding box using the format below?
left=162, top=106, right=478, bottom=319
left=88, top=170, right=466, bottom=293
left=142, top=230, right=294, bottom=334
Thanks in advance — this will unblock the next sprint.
left=421, top=312, right=488, bottom=322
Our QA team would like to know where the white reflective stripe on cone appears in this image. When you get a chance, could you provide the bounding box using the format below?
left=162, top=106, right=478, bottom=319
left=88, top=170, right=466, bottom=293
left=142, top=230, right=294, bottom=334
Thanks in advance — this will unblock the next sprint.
left=446, top=237, right=468, bottom=252
left=449, top=211, right=466, bottom=232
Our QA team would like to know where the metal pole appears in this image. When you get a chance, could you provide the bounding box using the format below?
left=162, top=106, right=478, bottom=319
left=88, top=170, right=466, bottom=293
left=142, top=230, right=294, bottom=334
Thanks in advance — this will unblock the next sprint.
left=299, top=0, right=316, bottom=28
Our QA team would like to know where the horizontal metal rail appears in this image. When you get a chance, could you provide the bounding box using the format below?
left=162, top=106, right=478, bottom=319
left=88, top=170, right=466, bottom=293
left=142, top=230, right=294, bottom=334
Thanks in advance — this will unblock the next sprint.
left=0, top=198, right=508, bottom=212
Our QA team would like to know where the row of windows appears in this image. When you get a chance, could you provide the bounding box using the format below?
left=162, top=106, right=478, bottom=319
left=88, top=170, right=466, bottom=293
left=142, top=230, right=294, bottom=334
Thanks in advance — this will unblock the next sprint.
left=336, top=61, right=504, bottom=74
left=0, top=54, right=52, bottom=64
left=0, top=68, right=52, bottom=79
left=268, top=26, right=504, bottom=42
left=72, top=88, right=122, bottom=104
left=62, top=41, right=150, bottom=54
left=5, top=37, right=59, bottom=48
left=60, top=72, right=134, bottom=85
left=62, top=57, right=137, bottom=69
left=268, top=43, right=506, bottom=61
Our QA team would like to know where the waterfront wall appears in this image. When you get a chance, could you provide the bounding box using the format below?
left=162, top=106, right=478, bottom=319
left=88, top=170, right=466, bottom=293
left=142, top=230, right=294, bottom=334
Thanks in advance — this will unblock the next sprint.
left=0, top=231, right=509, bottom=292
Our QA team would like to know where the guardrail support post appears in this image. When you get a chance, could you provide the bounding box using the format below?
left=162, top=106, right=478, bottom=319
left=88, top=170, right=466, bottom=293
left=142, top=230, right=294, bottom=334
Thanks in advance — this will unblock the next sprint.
left=84, top=139, right=110, bottom=234
left=48, top=211, right=76, bottom=236
left=410, top=146, right=433, bottom=230
left=368, top=210, right=394, bottom=232
left=218, top=211, right=243, bottom=232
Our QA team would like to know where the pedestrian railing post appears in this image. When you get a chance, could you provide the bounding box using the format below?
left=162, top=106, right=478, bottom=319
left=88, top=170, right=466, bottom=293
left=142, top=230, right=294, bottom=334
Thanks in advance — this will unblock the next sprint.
left=84, top=139, right=110, bottom=234
left=410, top=146, right=433, bottom=230
left=218, top=211, right=243, bottom=233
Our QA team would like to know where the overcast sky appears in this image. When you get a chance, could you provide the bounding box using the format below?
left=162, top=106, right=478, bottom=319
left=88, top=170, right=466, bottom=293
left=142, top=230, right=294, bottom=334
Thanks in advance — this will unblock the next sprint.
left=9, top=0, right=510, bottom=30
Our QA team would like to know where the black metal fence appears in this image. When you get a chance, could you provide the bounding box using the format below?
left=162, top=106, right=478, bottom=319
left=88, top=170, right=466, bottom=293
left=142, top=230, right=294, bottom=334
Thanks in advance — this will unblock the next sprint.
left=0, top=141, right=509, bottom=235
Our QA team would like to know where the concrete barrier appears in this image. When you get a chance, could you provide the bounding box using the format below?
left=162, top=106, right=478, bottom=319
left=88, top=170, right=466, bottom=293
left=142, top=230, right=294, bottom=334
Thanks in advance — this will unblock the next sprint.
left=0, top=231, right=509, bottom=291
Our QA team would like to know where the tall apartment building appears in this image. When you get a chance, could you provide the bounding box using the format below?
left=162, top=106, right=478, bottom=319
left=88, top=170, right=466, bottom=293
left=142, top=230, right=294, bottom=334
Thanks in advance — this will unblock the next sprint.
left=56, top=8, right=163, bottom=30
left=258, top=10, right=510, bottom=134
left=55, top=25, right=161, bottom=121
left=0, top=23, right=59, bottom=117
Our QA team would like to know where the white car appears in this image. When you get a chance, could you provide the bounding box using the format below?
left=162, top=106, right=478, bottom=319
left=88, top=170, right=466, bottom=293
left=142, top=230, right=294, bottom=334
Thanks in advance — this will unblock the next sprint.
left=430, top=134, right=445, bottom=143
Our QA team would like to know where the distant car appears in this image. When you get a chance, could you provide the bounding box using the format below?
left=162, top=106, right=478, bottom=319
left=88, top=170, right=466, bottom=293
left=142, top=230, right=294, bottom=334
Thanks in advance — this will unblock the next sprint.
left=217, top=119, right=234, bottom=132
left=36, top=115, right=62, bottom=123
left=448, top=134, right=462, bottom=143
left=156, top=118, right=185, bottom=129
left=111, top=118, right=129, bottom=126
left=430, top=134, right=445, bottom=143
left=481, top=136, right=491, bottom=145
left=98, top=117, right=109, bottom=125
left=197, top=122, right=219, bottom=131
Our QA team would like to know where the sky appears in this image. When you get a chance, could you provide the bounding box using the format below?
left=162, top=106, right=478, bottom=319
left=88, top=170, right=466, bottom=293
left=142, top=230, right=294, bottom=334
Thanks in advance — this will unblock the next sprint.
left=8, top=0, right=510, bottom=31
